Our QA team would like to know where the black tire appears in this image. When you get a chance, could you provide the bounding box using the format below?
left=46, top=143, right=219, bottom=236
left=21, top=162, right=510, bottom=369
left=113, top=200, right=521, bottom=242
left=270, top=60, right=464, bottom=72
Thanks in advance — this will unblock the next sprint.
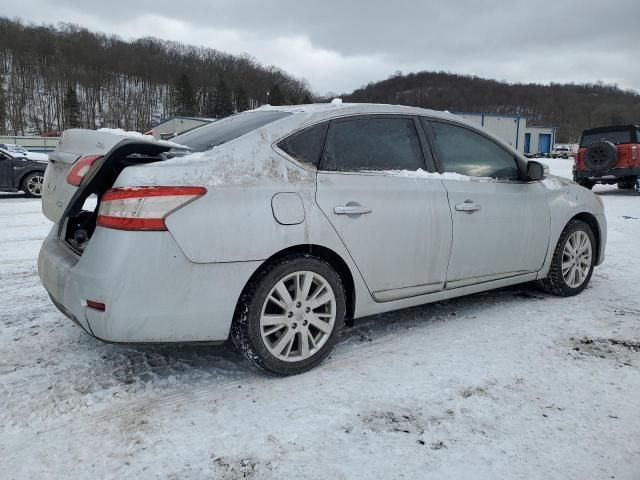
left=538, top=220, right=596, bottom=297
left=577, top=179, right=595, bottom=190
left=584, top=141, right=617, bottom=171
left=21, top=171, right=44, bottom=198
left=231, top=254, right=346, bottom=375
left=617, top=178, right=637, bottom=190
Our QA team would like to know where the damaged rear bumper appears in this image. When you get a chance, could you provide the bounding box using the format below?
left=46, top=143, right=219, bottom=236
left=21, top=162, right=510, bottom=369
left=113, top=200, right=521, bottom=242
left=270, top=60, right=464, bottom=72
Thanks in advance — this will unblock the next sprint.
left=38, top=226, right=261, bottom=343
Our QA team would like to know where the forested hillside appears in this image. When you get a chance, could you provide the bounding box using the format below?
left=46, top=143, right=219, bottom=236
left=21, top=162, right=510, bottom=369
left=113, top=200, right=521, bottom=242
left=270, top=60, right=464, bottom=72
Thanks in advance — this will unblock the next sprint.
left=0, top=18, right=311, bottom=135
left=343, top=71, right=640, bottom=142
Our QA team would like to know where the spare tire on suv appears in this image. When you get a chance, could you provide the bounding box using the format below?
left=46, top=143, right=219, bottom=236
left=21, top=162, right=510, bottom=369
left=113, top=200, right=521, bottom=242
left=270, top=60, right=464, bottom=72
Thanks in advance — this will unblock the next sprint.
left=573, top=124, right=640, bottom=190
left=583, top=141, right=618, bottom=171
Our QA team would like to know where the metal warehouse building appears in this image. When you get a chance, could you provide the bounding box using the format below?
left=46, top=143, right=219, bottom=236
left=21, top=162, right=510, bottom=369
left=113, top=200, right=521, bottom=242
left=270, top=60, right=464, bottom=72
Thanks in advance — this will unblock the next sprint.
left=455, top=112, right=555, bottom=155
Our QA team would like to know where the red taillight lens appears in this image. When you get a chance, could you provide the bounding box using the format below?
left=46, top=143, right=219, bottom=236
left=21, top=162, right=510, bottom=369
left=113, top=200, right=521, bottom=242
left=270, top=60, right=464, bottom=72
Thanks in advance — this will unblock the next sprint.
left=66, top=155, right=103, bottom=186
left=96, top=186, right=207, bottom=231
left=632, top=145, right=638, bottom=161
left=86, top=300, right=106, bottom=311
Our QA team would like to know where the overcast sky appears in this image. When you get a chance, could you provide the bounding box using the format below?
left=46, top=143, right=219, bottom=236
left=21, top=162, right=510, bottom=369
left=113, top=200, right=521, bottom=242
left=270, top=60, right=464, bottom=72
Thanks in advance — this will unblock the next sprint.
left=3, top=0, right=640, bottom=94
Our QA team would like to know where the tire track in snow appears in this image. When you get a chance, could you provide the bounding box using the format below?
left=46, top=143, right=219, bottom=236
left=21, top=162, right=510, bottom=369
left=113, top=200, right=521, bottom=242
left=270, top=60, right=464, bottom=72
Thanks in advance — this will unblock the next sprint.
left=21, top=320, right=427, bottom=442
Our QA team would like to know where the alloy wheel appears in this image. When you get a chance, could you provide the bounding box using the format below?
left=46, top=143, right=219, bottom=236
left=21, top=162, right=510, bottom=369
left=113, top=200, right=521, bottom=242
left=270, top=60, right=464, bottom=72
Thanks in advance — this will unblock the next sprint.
left=561, top=230, right=592, bottom=288
left=259, top=270, right=336, bottom=362
left=27, top=174, right=44, bottom=196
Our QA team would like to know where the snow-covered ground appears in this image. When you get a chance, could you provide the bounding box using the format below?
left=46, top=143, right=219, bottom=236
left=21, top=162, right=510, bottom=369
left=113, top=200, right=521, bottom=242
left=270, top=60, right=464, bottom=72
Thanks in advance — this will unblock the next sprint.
left=1, top=159, right=639, bottom=479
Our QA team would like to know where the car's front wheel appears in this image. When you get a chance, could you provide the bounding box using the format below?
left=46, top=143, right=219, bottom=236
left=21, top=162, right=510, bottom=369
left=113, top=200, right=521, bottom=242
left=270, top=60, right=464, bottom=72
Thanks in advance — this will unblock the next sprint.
left=231, top=254, right=346, bottom=375
left=22, top=171, right=44, bottom=198
left=539, top=219, right=596, bottom=296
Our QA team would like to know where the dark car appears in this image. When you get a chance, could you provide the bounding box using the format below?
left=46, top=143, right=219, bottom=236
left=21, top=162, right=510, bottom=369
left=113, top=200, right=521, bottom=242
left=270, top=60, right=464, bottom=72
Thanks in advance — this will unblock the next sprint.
left=0, top=147, right=48, bottom=197
left=573, top=125, right=640, bottom=192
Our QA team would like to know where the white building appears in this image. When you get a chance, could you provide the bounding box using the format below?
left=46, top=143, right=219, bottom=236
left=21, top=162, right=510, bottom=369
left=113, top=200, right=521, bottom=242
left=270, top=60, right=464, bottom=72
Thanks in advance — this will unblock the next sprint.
left=150, top=116, right=215, bottom=140
left=454, top=112, right=555, bottom=155
left=0, top=135, right=61, bottom=152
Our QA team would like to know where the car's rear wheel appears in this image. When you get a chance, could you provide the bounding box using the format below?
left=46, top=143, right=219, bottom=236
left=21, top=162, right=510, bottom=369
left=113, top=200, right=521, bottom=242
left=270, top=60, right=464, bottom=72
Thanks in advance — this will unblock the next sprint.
left=618, top=178, right=637, bottom=190
left=538, top=220, right=596, bottom=296
left=231, top=255, right=346, bottom=375
left=22, top=171, right=44, bottom=198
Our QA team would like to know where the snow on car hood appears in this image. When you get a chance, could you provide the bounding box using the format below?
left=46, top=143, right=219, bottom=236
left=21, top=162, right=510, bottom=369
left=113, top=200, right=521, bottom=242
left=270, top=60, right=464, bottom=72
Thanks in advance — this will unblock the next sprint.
left=542, top=174, right=573, bottom=191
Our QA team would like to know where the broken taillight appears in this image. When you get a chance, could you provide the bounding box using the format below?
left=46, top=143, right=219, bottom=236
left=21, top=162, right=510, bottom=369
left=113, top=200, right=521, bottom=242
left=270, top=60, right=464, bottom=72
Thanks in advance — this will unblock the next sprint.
left=96, top=186, right=207, bottom=231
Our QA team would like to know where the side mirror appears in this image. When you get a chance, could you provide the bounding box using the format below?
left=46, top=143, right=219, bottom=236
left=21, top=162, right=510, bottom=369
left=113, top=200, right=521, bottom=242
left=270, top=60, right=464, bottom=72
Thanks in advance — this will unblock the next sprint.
left=526, top=160, right=548, bottom=181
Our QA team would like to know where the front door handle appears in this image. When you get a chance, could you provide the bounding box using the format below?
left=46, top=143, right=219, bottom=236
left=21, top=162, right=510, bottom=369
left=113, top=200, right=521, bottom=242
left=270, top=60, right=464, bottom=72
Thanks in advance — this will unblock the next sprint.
left=455, top=200, right=481, bottom=213
left=334, top=205, right=372, bottom=215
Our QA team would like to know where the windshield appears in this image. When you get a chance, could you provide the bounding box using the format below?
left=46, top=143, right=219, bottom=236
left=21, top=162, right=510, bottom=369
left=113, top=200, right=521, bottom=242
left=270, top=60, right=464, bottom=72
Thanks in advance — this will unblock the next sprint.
left=581, top=129, right=632, bottom=147
left=172, top=110, right=292, bottom=152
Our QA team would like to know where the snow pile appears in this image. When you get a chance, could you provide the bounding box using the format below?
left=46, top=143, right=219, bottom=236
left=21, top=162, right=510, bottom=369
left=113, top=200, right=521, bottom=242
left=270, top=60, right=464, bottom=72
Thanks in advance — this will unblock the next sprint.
left=118, top=130, right=313, bottom=189
left=375, top=168, right=472, bottom=181
left=97, top=128, right=189, bottom=149
left=542, top=175, right=571, bottom=191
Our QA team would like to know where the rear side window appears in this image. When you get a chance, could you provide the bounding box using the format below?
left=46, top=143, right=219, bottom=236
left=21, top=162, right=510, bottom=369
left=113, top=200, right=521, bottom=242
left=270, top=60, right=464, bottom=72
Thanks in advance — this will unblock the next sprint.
left=427, top=120, right=519, bottom=179
left=278, top=122, right=328, bottom=166
left=323, top=117, right=424, bottom=172
left=172, top=110, right=292, bottom=152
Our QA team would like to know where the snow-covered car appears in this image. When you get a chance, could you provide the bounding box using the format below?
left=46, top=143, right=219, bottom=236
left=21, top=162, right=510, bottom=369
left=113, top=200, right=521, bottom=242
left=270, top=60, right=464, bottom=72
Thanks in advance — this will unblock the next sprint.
left=37, top=104, right=607, bottom=375
left=0, top=143, right=50, bottom=161
left=0, top=143, right=28, bottom=155
left=0, top=147, right=48, bottom=197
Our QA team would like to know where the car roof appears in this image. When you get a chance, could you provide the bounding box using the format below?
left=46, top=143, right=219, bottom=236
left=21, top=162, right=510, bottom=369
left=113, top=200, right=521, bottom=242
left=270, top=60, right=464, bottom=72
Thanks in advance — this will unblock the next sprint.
left=254, top=102, right=463, bottom=123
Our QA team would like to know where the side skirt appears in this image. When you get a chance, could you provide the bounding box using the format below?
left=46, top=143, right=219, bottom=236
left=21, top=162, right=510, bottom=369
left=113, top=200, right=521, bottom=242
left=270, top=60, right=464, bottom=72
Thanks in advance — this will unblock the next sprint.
left=354, top=272, right=538, bottom=318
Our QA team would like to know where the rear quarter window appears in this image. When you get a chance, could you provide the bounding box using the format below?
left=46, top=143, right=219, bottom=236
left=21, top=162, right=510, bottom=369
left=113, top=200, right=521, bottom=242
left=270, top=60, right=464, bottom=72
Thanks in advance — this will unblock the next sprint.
left=277, top=122, right=329, bottom=167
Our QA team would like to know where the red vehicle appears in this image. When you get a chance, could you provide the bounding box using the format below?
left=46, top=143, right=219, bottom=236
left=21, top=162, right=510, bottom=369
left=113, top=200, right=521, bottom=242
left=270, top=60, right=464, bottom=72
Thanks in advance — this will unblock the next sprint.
left=573, top=124, right=640, bottom=192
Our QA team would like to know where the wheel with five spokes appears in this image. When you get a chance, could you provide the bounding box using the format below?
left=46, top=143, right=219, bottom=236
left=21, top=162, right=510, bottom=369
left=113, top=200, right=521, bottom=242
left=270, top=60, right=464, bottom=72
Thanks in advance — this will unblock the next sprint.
left=22, top=171, right=45, bottom=198
left=231, top=254, right=346, bottom=375
left=539, top=219, right=596, bottom=296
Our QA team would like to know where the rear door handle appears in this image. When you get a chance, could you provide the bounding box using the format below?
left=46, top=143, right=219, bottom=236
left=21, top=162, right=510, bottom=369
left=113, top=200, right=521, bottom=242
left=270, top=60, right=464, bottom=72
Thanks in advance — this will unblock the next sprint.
left=455, top=201, right=481, bottom=213
left=334, top=205, right=372, bottom=215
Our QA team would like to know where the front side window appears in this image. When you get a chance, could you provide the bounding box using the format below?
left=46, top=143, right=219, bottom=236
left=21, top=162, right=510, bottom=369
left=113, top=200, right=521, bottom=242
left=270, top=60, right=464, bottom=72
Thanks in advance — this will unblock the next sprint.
left=277, top=122, right=328, bottom=167
left=427, top=120, right=519, bottom=179
left=323, top=117, right=424, bottom=172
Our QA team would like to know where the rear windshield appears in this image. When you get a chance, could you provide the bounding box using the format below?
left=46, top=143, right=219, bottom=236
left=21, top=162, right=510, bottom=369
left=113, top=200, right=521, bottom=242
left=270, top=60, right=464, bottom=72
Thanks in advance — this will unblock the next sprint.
left=172, top=110, right=292, bottom=152
left=580, top=129, right=633, bottom=147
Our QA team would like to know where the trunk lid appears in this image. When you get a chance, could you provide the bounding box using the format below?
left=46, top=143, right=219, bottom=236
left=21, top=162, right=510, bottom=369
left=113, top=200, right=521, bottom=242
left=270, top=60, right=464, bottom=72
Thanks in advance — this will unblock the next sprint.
left=42, top=129, right=178, bottom=223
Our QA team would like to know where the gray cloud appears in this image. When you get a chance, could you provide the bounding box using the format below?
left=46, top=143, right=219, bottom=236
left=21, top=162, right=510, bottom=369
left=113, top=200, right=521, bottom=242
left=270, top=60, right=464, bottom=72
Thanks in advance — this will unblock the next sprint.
left=4, top=0, right=640, bottom=94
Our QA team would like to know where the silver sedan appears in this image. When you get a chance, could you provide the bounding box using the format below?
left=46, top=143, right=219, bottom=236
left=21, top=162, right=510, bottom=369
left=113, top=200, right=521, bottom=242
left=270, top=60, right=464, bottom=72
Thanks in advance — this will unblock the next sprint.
left=38, top=103, right=607, bottom=375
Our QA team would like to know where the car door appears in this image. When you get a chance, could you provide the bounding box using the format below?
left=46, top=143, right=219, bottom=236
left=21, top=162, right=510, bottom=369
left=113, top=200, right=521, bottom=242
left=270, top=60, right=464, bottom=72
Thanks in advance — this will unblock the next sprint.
left=423, top=118, right=550, bottom=288
left=315, top=115, right=452, bottom=301
left=0, top=151, right=15, bottom=188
